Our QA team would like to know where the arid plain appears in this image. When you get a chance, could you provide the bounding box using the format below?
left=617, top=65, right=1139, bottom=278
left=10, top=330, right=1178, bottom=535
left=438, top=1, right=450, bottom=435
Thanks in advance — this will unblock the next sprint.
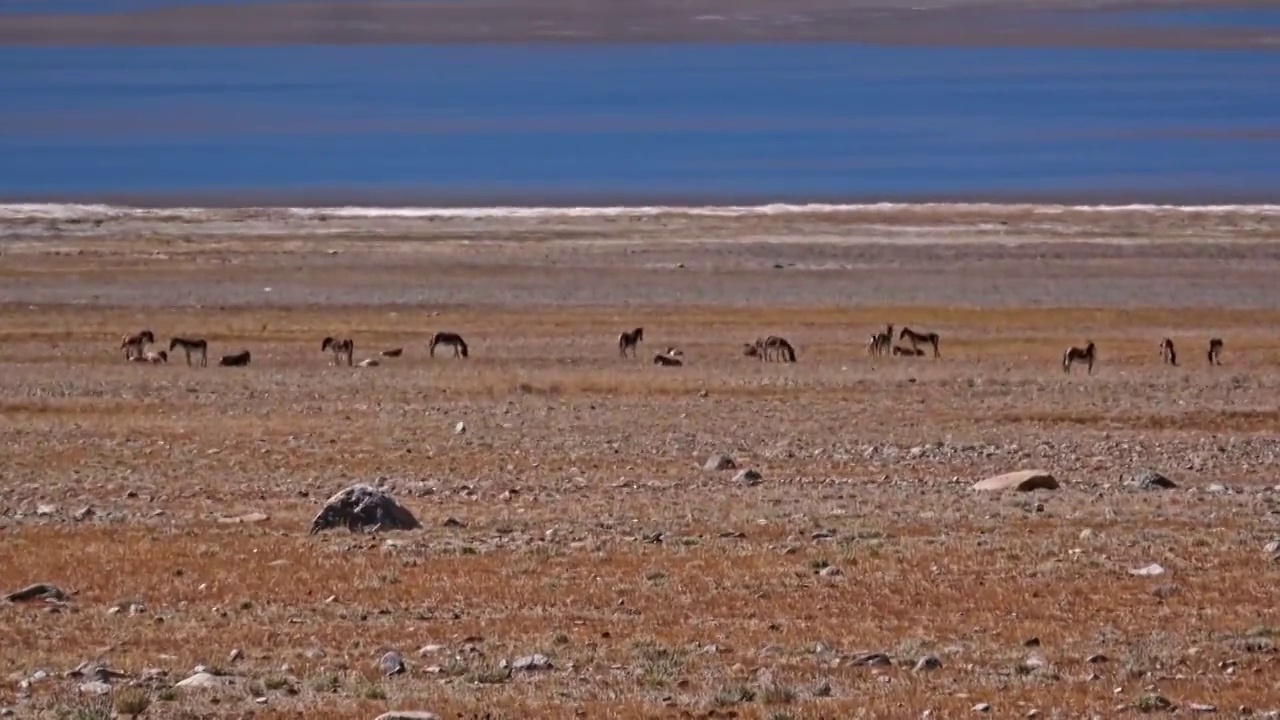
left=3, top=204, right=1280, bottom=719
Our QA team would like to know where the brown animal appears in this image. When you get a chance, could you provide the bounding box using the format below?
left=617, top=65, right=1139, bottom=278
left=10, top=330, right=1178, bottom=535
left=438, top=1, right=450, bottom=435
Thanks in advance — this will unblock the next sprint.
left=169, top=337, right=208, bottom=367
left=321, top=336, right=354, bottom=367
left=219, top=350, right=251, bottom=367
left=429, top=331, right=469, bottom=358
left=130, top=350, right=168, bottom=364
left=1160, top=337, right=1177, bottom=366
left=618, top=327, right=644, bottom=358
left=653, top=353, right=683, bottom=367
left=899, top=326, right=941, bottom=359
left=865, top=334, right=881, bottom=357
left=120, top=330, right=155, bottom=361
left=744, top=336, right=796, bottom=362
left=760, top=335, right=797, bottom=362
left=872, top=324, right=893, bottom=356
left=1062, top=341, right=1096, bottom=375
left=1207, top=337, right=1224, bottom=365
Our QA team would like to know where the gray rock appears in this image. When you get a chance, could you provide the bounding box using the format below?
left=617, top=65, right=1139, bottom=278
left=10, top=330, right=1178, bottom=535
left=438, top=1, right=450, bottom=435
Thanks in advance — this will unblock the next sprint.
left=973, top=470, right=1058, bottom=492
left=1020, top=654, right=1048, bottom=671
left=704, top=453, right=736, bottom=471
left=77, top=681, right=111, bottom=695
left=851, top=652, right=892, bottom=667
left=378, top=651, right=407, bottom=677
left=1136, top=470, right=1177, bottom=490
left=373, top=713, right=442, bottom=720
left=973, top=703, right=992, bottom=713
left=217, top=512, right=269, bottom=524
left=3, top=583, right=68, bottom=603
left=310, top=484, right=421, bottom=534
left=509, top=654, right=552, bottom=672
left=733, top=469, right=762, bottom=486
left=914, top=655, right=943, bottom=672
left=175, top=671, right=231, bottom=690
left=818, top=566, right=843, bottom=577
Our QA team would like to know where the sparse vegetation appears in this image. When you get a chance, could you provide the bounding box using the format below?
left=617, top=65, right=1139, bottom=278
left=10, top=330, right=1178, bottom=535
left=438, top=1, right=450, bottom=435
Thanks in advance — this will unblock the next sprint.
left=3, top=208, right=1280, bottom=718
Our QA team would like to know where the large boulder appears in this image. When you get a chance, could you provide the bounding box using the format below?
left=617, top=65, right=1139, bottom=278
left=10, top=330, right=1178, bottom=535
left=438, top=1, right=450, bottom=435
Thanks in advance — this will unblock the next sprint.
left=973, top=470, right=1059, bottom=492
left=310, top=484, right=422, bottom=534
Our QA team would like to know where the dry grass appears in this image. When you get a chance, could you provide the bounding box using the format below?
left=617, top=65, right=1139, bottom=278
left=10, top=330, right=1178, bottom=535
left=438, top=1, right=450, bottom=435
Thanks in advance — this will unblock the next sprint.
left=3, top=214, right=1280, bottom=718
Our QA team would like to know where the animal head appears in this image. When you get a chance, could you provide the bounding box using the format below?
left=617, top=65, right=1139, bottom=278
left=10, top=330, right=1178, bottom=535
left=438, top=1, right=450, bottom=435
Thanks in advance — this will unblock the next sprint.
left=742, top=343, right=759, bottom=357
left=459, top=344, right=469, bottom=358
left=154, top=350, right=168, bottom=363
left=141, top=330, right=154, bottom=344
left=321, top=337, right=336, bottom=352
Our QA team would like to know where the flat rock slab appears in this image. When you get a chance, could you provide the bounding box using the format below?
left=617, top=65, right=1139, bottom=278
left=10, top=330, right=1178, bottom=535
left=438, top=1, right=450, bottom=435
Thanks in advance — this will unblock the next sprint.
left=175, top=672, right=233, bottom=690
left=4, top=583, right=68, bottom=603
left=374, top=713, right=441, bottom=720
left=973, top=470, right=1059, bottom=492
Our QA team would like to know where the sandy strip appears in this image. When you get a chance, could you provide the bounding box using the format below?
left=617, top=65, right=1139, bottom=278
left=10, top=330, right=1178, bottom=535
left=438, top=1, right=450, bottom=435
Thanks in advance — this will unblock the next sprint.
left=3, top=201, right=1280, bottom=243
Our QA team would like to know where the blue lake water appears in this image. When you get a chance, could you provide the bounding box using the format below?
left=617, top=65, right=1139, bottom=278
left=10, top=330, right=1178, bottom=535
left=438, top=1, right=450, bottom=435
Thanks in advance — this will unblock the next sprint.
left=1, top=43, right=1278, bottom=203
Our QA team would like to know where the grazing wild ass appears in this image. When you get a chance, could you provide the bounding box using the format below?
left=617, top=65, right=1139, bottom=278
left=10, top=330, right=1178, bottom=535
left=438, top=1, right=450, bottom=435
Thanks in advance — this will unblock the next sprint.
left=429, top=332, right=469, bottom=359
left=321, top=336, right=355, bottom=367
left=1207, top=337, right=1224, bottom=366
left=746, top=336, right=796, bottom=362
left=120, top=330, right=155, bottom=361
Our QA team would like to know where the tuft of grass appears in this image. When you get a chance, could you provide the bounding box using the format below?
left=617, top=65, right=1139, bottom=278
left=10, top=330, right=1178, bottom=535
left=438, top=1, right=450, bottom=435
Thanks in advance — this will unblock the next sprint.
left=113, top=688, right=152, bottom=718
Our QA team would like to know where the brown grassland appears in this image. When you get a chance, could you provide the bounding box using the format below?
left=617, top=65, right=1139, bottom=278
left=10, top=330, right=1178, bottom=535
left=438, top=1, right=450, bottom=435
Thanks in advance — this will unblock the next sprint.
left=2, top=206, right=1280, bottom=719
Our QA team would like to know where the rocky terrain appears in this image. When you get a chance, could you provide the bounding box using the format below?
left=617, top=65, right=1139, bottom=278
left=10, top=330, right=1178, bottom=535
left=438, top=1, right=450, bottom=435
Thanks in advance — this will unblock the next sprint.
left=2, top=204, right=1279, bottom=719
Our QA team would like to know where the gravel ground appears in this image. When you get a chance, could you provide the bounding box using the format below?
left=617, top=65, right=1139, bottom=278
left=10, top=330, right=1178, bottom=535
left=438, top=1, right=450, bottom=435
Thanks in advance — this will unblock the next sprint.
left=2, top=205, right=1279, bottom=719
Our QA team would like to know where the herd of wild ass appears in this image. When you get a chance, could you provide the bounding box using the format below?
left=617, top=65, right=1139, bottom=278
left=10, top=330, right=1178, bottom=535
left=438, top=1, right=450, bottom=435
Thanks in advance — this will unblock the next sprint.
left=119, top=325, right=1227, bottom=373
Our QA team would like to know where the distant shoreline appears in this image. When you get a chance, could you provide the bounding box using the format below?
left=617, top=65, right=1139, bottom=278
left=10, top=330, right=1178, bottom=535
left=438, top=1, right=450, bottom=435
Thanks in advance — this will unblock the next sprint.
left=0, top=0, right=1277, bottom=50
left=5, top=199, right=1280, bottom=225
left=2, top=188, right=1280, bottom=213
